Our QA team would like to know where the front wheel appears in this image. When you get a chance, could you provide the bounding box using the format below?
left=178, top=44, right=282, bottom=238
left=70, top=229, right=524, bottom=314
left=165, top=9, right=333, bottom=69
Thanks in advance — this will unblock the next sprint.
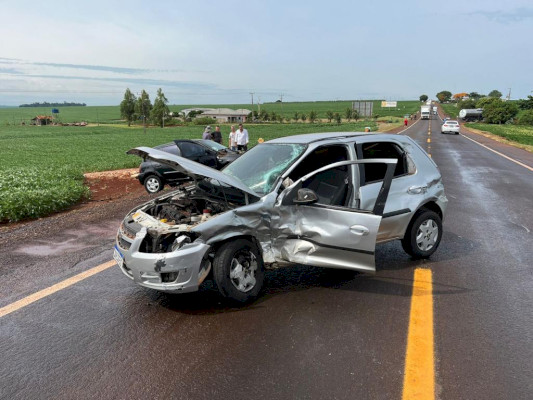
left=144, top=175, right=163, bottom=194
left=401, top=209, right=442, bottom=259
left=213, top=239, right=264, bottom=303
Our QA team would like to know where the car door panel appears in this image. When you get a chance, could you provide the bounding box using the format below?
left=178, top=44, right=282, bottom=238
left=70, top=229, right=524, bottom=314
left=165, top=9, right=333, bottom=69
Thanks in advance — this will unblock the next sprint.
left=273, top=159, right=396, bottom=273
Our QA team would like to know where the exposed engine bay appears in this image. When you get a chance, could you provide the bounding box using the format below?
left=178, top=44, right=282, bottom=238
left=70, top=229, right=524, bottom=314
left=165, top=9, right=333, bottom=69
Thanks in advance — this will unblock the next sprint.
left=120, top=184, right=231, bottom=254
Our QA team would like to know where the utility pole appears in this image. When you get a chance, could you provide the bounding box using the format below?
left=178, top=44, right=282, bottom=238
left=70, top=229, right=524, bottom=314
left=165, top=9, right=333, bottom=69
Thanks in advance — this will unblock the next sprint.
left=258, top=96, right=261, bottom=114
left=249, top=92, right=254, bottom=108
left=279, top=93, right=283, bottom=115
left=506, top=88, right=511, bottom=101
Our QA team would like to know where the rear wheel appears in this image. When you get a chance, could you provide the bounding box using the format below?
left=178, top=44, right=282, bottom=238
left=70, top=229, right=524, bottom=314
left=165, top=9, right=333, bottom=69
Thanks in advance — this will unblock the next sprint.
left=401, top=209, right=442, bottom=259
left=144, top=175, right=163, bottom=193
left=213, top=239, right=264, bottom=303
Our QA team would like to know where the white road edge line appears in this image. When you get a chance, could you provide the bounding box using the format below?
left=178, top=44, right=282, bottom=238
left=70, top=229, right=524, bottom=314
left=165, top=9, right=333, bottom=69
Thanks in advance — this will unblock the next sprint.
left=459, top=133, right=533, bottom=172
left=437, top=111, right=532, bottom=172
left=395, top=116, right=422, bottom=135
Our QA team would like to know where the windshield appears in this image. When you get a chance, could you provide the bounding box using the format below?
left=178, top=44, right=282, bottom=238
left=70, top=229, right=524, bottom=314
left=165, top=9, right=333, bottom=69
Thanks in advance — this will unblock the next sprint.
left=223, top=143, right=306, bottom=194
left=197, top=140, right=227, bottom=151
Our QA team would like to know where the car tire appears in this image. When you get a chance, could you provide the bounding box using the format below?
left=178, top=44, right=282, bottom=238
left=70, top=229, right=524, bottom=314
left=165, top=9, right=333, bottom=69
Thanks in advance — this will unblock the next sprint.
left=213, top=239, right=264, bottom=303
left=144, top=175, right=163, bottom=193
left=401, top=209, right=442, bottom=259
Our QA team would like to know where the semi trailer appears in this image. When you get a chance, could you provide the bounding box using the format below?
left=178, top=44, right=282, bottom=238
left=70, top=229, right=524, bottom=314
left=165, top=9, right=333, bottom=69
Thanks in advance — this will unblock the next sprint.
left=459, top=108, right=483, bottom=122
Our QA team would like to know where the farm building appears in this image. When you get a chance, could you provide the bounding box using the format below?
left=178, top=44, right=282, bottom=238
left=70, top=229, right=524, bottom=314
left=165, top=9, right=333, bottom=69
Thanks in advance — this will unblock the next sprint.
left=200, top=108, right=251, bottom=123
left=31, top=115, right=53, bottom=125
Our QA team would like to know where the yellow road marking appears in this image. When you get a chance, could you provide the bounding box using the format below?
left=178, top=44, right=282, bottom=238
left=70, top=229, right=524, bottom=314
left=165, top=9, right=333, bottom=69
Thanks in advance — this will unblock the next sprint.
left=427, top=138, right=431, bottom=143
left=0, top=260, right=116, bottom=318
left=402, top=268, right=435, bottom=400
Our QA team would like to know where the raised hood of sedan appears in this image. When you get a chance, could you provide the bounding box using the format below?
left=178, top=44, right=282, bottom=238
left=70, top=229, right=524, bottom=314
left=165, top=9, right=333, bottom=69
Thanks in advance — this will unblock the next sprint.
left=128, top=147, right=260, bottom=200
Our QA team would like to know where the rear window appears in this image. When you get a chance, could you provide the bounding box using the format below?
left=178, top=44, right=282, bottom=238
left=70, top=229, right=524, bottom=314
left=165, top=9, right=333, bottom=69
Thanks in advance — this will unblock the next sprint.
left=446, top=121, right=458, bottom=125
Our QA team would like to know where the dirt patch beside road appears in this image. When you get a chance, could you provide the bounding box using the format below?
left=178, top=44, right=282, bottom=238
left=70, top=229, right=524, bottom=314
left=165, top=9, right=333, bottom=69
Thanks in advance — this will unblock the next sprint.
left=84, top=168, right=145, bottom=201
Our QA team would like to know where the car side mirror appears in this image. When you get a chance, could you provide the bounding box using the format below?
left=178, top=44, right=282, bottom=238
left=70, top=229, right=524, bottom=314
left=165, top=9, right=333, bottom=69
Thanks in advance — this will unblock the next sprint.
left=293, top=188, right=318, bottom=205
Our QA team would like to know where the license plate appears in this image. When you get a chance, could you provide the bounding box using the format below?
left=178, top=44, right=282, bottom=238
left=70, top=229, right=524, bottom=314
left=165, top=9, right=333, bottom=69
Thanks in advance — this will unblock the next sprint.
left=113, top=245, right=124, bottom=268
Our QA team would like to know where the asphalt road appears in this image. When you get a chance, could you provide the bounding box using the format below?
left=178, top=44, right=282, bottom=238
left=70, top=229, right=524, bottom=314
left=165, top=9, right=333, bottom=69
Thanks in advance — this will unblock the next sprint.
left=1, top=119, right=532, bottom=399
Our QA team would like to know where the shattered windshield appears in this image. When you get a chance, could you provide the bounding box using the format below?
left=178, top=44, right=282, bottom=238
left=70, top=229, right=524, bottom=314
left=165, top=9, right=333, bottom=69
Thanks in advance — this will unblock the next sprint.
left=223, top=143, right=306, bottom=194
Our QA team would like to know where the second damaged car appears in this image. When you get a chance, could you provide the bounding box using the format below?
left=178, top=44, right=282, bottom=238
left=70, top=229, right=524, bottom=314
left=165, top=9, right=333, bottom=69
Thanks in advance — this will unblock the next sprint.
left=114, top=133, right=447, bottom=302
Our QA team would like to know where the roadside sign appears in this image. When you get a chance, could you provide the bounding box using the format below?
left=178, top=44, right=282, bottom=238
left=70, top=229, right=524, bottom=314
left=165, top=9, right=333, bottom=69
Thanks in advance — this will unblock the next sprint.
left=381, top=101, right=397, bottom=108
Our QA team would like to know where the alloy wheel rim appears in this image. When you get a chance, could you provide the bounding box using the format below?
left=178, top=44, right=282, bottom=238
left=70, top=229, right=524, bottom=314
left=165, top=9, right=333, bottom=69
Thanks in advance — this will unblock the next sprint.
left=416, top=219, right=439, bottom=251
left=146, top=178, right=160, bottom=192
left=229, top=251, right=257, bottom=293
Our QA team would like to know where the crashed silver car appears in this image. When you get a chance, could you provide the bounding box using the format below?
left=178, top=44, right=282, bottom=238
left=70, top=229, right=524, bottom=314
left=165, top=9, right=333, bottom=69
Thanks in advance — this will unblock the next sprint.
left=114, top=133, right=447, bottom=302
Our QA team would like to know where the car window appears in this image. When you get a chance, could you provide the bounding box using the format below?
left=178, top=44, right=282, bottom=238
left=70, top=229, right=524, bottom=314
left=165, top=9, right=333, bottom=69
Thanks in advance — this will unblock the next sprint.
left=178, top=142, right=206, bottom=158
left=222, top=143, right=306, bottom=195
left=289, top=145, right=351, bottom=207
left=197, top=140, right=227, bottom=151
left=160, top=145, right=180, bottom=156
left=446, top=121, right=458, bottom=125
left=356, top=141, right=408, bottom=184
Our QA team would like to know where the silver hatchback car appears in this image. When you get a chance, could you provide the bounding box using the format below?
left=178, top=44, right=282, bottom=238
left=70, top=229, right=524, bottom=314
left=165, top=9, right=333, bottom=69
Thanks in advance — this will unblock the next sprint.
left=114, top=132, right=447, bottom=302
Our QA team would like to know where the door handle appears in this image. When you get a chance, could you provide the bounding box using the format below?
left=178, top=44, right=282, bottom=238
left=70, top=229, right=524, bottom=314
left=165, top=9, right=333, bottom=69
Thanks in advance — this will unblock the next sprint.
left=350, top=225, right=369, bottom=236
left=407, top=185, right=427, bottom=194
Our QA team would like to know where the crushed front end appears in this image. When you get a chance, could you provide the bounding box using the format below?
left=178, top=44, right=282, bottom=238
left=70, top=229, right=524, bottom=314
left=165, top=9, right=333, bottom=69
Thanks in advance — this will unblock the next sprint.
left=114, top=184, right=230, bottom=293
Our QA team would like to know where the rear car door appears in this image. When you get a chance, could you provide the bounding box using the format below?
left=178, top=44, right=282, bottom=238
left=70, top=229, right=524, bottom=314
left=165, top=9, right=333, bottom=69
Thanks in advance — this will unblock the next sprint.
left=178, top=141, right=217, bottom=168
left=272, top=159, right=396, bottom=272
left=355, top=140, right=418, bottom=242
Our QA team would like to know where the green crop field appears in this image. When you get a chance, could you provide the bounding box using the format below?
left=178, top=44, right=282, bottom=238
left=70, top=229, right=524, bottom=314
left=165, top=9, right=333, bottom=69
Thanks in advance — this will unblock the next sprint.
left=0, top=120, right=377, bottom=222
left=0, top=100, right=420, bottom=126
left=440, top=103, right=459, bottom=118
left=465, top=123, right=533, bottom=147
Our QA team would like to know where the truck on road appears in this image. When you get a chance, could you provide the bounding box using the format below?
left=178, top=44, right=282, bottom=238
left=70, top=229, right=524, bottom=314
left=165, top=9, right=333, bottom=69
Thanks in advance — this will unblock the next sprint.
left=459, top=108, right=483, bottom=122
left=421, top=105, right=431, bottom=120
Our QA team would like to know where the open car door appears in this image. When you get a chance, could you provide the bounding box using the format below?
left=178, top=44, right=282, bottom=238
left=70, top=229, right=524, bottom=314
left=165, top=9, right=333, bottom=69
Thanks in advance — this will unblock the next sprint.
left=272, top=159, right=397, bottom=273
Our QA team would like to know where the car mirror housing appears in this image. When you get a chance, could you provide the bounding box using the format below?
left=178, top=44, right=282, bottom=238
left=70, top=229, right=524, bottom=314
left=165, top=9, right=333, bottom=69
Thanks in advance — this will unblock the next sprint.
left=293, top=188, right=318, bottom=205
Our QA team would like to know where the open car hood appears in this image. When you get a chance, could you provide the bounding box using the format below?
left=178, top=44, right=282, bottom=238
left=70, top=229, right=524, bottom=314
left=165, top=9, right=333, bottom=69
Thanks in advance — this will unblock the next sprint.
left=128, top=147, right=260, bottom=200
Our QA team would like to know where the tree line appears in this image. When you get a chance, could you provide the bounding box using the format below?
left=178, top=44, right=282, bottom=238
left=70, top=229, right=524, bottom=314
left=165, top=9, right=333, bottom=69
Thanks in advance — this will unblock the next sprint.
left=425, top=90, right=533, bottom=125
left=19, top=101, right=87, bottom=107
left=120, top=88, right=170, bottom=127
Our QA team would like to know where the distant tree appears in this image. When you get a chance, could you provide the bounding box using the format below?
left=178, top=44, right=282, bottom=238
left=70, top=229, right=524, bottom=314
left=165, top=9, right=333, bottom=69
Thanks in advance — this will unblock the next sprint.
left=488, top=90, right=502, bottom=98
left=277, top=114, right=284, bottom=123
left=120, top=88, right=136, bottom=126
left=436, top=91, right=452, bottom=103
left=334, top=112, right=341, bottom=124
left=293, top=112, right=299, bottom=122
left=326, top=110, right=334, bottom=122
left=517, top=95, right=533, bottom=110
left=344, top=108, right=353, bottom=121
left=476, top=97, right=500, bottom=108
left=457, top=99, right=477, bottom=109
left=270, top=111, right=278, bottom=122
left=259, top=109, right=269, bottom=121
left=300, top=114, right=307, bottom=122
left=135, top=90, right=152, bottom=128
left=419, top=94, right=428, bottom=102
left=309, top=110, right=318, bottom=123
left=151, top=88, right=171, bottom=128
left=518, top=110, right=533, bottom=125
left=352, top=109, right=359, bottom=121
left=469, top=92, right=483, bottom=101
left=482, top=99, right=518, bottom=124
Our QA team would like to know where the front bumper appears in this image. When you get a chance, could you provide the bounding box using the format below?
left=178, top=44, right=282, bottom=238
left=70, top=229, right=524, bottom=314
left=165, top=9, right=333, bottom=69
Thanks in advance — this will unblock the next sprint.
left=116, top=227, right=210, bottom=293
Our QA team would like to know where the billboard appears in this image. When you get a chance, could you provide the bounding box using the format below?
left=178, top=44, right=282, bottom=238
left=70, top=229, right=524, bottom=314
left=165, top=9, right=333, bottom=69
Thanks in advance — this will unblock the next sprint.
left=381, top=101, right=397, bottom=108
left=352, top=101, right=373, bottom=117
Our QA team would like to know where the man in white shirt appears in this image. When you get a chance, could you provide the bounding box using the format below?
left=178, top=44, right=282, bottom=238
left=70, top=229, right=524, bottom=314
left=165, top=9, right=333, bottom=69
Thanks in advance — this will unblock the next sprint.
left=235, top=123, right=249, bottom=151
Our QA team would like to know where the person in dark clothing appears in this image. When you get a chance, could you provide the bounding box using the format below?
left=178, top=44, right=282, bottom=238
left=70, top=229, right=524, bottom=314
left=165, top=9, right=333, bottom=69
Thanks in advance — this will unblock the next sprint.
left=212, top=125, right=222, bottom=144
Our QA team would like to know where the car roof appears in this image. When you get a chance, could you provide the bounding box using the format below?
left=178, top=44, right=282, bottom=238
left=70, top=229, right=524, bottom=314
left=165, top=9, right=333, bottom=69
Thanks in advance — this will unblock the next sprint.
left=266, top=132, right=401, bottom=144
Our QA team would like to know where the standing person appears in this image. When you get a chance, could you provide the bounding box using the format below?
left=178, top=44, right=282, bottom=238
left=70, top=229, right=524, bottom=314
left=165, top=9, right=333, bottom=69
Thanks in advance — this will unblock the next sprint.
left=202, top=125, right=212, bottom=140
left=235, top=123, right=249, bottom=151
left=228, top=125, right=237, bottom=151
left=404, top=117, right=408, bottom=127
left=212, top=125, right=222, bottom=144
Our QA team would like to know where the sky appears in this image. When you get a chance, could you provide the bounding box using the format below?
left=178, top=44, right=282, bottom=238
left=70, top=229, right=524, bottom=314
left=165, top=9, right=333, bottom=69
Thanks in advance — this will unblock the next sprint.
left=1, top=0, right=532, bottom=106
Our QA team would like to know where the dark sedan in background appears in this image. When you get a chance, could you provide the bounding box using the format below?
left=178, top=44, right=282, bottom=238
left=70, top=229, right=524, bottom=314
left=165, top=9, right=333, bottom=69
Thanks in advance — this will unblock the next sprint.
left=137, top=139, right=240, bottom=193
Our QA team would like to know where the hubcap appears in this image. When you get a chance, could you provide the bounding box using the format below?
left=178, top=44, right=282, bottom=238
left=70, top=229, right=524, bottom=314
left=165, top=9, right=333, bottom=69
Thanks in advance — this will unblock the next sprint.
left=146, top=178, right=160, bottom=192
left=229, top=251, right=257, bottom=293
left=416, top=219, right=439, bottom=251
